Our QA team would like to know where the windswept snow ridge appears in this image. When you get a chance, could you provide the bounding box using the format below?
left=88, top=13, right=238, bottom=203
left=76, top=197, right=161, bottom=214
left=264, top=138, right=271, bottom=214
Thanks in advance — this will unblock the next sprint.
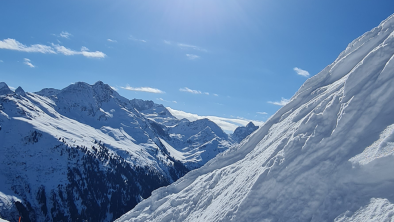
left=116, top=13, right=394, bottom=222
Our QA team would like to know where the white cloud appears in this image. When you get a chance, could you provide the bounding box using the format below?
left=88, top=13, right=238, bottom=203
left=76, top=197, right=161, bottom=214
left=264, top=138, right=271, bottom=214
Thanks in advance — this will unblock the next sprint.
left=0, top=38, right=106, bottom=58
left=157, top=98, right=177, bottom=103
left=167, top=107, right=263, bottom=133
left=163, top=40, right=171, bottom=45
left=0, top=38, right=56, bottom=54
left=121, top=85, right=165, bottom=94
left=257, top=112, right=268, bottom=115
left=59, top=31, right=72, bottom=39
left=179, top=87, right=215, bottom=96
left=24, top=58, right=35, bottom=68
left=294, top=67, right=310, bottom=77
left=129, top=35, right=146, bottom=43
left=0, top=60, right=3, bottom=63
left=186, top=54, right=200, bottom=60
left=81, top=46, right=89, bottom=51
left=178, top=43, right=207, bottom=52
left=81, top=51, right=106, bottom=58
left=52, top=44, right=106, bottom=58
left=180, top=87, right=202, bottom=94
left=268, top=98, right=290, bottom=106
left=107, top=39, right=117, bottom=43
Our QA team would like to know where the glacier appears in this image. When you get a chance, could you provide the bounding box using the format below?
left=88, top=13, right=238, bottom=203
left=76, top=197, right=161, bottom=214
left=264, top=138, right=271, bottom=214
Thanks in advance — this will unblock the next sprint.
left=116, top=13, right=394, bottom=222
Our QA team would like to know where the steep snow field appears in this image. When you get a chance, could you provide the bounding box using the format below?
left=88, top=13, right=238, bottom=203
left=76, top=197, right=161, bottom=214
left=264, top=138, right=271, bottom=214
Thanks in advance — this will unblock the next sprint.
left=116, top=14, right=394, bottom=222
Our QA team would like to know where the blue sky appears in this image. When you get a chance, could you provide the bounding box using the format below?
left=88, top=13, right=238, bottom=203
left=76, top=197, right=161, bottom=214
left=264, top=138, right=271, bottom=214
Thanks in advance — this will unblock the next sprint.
left=1, top=0, right=394, bottom=127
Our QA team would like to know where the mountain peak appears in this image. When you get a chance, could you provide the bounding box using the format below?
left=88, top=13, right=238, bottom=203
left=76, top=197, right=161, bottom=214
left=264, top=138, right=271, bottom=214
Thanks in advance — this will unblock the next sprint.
left=94, top=80, right=105, bottom=85
left=0, top=82, right=13, bottom=95
left=0, top=82, right=8, bottom=89
left=232, top=121, right=259, bottom=143
left=246, top=122, right=256, bottom=128
left=15, top=86, right=26, bottom=96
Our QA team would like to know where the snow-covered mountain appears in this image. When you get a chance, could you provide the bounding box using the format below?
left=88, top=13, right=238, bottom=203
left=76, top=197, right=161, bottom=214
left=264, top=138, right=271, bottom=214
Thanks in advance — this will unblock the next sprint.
left=116, top=14, right=394, bottom=222
left=231, top=122, right=259, bottom=143
left=0, top=81, right=256, bottom=222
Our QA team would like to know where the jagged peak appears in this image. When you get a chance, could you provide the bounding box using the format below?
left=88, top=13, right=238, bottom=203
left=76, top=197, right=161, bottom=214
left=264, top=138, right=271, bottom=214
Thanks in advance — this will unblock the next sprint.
left=15, top=86, right=26, bottom=96
left=0, top=82, right=8, bottom=89
left=130, top=99, right=155, bottom=111
left=35, top=88, right=61, bottom=97
left=246, top=122, right=256, bottom=128
left=0, top=82, right=13, bottom=95
left=94, top=80, right=105, bottom=85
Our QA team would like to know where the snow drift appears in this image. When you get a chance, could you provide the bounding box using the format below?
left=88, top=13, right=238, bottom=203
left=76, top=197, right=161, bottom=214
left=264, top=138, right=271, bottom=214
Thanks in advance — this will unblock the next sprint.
left=116, top=14, right=394, bottom=222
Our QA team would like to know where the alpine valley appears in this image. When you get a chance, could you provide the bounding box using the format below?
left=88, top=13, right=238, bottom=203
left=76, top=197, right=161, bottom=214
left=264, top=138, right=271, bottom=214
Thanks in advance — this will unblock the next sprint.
left=116, top=13, right=394, bottom=222
left=0, top=81, right=258, bottom=222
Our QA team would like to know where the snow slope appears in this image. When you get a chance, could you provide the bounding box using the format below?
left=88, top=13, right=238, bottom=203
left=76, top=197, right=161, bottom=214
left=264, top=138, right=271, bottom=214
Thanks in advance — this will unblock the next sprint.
left=0, top=81, right=187, bottom=221
left=0, top=81, right=257, bottom=221
left=116, top=13, right=394, bottom=222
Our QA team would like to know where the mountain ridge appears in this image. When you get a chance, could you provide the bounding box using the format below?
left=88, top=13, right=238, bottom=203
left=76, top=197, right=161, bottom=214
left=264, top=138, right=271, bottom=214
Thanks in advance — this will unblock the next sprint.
left=0, top=81, right=257, bottom=222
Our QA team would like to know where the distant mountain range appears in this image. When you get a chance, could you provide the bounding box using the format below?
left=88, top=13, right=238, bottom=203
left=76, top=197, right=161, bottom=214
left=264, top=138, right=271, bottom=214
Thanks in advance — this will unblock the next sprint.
left=0, top=81, right=258, bottom=222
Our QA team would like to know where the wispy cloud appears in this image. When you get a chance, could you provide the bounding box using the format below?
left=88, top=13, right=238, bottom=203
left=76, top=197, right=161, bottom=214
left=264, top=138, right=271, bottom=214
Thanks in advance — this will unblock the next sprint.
left=179, top=87, right=217, bottom=96
left=293, top=67, right=310, bottom=77
left=59, top=31, right=72, bottom=39
left=52, top=31, right=72, bottom=39
left=121, top=85, right=164, bottom=94
left=167, top=107, right=263, bottom=133
left=0, top=38, right=106, bottom=58
left=52, top=44, right=106, bottom=58
left=157, top=98, right=177, bottom=104
left=178, top=43, right=207, bottom=52
left=186, top=54, right=199, bottom=60
left=179, top=87, right=202, bottom=94
left=107, top=39, right=117, bottom=43
left=0, top=60, right=3, bottom=63
left=257, top=112, right=268, bottom=115
left=129, top=35, right=146, bottom=43
left=163, top=40, right=171, bottom=45
left=24, top=58, right=35, bottom=68
left=0, top=38, right=56, bottom=54
left=268, top=98, right=290, bottom=106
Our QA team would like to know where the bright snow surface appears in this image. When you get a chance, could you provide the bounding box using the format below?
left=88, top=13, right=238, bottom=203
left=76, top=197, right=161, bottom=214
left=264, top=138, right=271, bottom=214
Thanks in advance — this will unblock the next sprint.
left=116, top=14, right=394, bottom=222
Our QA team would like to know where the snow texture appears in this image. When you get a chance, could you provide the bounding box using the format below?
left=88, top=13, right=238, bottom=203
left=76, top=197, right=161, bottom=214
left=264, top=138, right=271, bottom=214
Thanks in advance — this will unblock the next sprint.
left=0, top=80, right=254, bottom=221
left=116, top=13, right=394, bottom=222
